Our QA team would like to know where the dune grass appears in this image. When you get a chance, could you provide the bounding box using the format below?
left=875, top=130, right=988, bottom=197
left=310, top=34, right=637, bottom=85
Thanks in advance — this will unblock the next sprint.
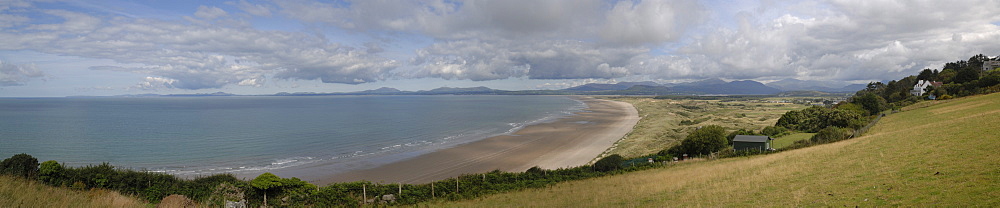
left=0, top=175, right=149, bottom=208
left=604, top=97, right=812, bottom=158
left=433, top=93, right=1000, bottom=207
left=772, top=132, right=815, bottom=149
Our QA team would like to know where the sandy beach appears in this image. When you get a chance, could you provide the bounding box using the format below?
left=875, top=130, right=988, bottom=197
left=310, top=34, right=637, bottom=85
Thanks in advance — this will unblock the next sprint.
left=316, top=97, right=639, bottom=184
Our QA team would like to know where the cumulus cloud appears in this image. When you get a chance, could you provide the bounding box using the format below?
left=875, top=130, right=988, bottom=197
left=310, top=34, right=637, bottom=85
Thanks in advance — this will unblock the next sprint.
left=648, top=0, right=1000, bottom=82
left=601, top=0, right=706, bottom=45
left=229, top=0, right=272, bottom=17
left=410, top=39, right=647, bottom=80
left=193, top=6, right=228, bottom=20
left=0, top=60, right=45, bottom=86
left=6, top=0, right=1000, bottom=92
left=276, top=0, right=702, bottom=82
left=1, top=6, right=399, bottom=89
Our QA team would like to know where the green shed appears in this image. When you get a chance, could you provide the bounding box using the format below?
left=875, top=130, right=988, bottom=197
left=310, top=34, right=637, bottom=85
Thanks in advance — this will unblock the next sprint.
left=733, top=135, right=773, bottom=151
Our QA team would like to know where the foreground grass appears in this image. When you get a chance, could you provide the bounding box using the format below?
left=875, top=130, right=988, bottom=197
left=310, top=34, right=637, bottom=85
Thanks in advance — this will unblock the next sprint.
left=434, top=93, right=1000, bottom=207
left=772, top=132, right=815, bottom=149
left=0, top=175, right=148, bottom=208
left=606, top=97, right=812, bottom=158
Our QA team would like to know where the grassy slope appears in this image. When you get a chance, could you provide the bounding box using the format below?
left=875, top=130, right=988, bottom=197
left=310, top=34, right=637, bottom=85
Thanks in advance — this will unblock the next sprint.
left=606, top=97, right=809, bottom=158
left=772, top=132, right=815, bottom=149
left=0, top=175, right=148, bottom=208
left=436, top=93, right=1000, bottom=207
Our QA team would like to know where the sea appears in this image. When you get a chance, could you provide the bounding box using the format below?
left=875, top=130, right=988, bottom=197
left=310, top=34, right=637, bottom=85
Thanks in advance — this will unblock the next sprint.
left=0, top=95, right=584, bottom=180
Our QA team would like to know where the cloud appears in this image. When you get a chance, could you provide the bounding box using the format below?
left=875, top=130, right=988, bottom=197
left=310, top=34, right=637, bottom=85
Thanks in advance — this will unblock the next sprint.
left=601, top=0, right=706, bottom=45
left=2, top=7, right=400, bottom=89
left=640, top=0, right=1000, bottom=82
left=0, top=60, right=45, bottom=86
left=6, top=0, right=1000, bottom=92
left=410, top=39, right=647, bottom=80
left=27, top=10, right=101, bottom=32
left=229, top=0, right=272, bottom=17
left=193, top=6, right=228, bottom=20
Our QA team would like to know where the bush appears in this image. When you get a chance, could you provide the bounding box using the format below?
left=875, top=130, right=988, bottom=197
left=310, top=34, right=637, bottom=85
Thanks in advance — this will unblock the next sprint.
left=1, top=153, right=39, bottom=179
left=593, top=154, right=624, bottom=172
left=38, top=160, right=63, bottom=185
left=760, top=126, right=789, bottom=137
left=810, top=126, right=854, bottom=144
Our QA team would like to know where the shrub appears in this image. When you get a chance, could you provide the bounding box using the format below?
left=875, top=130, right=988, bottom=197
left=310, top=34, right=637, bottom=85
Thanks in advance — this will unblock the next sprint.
left=810, top=126, right=854, bottom=144
left=593, top=154, right=624, bottom=172
left=38, top=160, right=63, bottom=185
left=526, top=166, right=545, bottom=175
left=1, top=153, right=39, bottom=179
left=761, top=126, right=789, bottom=137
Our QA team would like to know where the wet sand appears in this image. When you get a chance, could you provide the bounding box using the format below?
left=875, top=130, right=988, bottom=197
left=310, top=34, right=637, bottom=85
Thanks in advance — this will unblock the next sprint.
left=316, top=97, right=639, bottom=184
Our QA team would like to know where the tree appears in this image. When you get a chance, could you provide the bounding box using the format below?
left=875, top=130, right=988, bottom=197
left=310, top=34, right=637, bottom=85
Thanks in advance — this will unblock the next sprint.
left=776, top=110, right=804, bottom=130
left=38, top=160, right=63, bottom=185
left=673, top=125, right=728, bottom=156
left=593, top=154, right=624, bottom=172
left=852, top=92, right=888, bottom=116
left=917, top=68, right=935, bottom=81
left=251, top=172, right=283, bottom=207
left=1, top=153, right=39, bottom=179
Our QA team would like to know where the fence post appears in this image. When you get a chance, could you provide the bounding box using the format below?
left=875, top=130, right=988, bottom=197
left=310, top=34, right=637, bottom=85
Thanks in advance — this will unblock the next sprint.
left=398, top=183, right=402, bottom=198
left=431, top=182, right=435, bottom=199
left=363, top=184, right=367, bottom=204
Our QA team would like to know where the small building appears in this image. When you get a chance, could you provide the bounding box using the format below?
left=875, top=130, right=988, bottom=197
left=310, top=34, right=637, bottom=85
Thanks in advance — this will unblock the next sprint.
left=733, top=135, right=774, bottom=151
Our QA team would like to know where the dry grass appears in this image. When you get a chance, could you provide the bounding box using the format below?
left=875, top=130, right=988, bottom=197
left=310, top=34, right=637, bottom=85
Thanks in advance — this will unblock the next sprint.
left=0, top=175, right=149, bottom=208
left=433, top=93, right=1000, bottom=207
left=604, top=97, right=810, bottom=158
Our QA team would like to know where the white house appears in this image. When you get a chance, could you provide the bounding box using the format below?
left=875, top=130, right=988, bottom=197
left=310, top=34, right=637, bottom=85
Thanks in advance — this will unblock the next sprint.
left=911, top=80, right=943, bottom=96
left=984, top=60, right=1000, bottom=72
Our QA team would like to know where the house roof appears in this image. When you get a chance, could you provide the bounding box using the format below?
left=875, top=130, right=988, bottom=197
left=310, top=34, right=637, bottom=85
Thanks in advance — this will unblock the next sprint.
left=733, top=135, right=772, bottom=143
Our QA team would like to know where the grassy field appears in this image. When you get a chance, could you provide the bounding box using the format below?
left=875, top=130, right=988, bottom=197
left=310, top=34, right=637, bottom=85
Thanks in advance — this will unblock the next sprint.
left=0, top=175, right=148, bottom=208
left=772, top=132, right=815, bottom=149
left=603, top=96, right=813, bottom=158
left=434, top=93, right=1000, bottom=207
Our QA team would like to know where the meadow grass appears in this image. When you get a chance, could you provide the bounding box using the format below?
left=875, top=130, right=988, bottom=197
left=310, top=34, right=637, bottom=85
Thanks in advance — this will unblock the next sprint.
left=0, top=175, right=149, bottom=208
left=772, top=132, right=815, bottom=149
left=604, top=97, right=811, bottom=158
left=433, top=93, right=1000, bottom=207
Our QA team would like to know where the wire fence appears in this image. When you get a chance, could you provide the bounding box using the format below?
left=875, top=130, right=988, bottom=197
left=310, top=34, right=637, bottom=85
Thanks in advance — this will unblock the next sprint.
left=853, top=112, right=885, bottom=138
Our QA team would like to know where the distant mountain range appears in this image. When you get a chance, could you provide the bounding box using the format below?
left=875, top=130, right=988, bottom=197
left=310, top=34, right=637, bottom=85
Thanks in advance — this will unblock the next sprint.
left=665, top=78, right=781, bottom=95
left=764, top=78, right=868, bottom=92
left=119, top=79, right=866, bottom=97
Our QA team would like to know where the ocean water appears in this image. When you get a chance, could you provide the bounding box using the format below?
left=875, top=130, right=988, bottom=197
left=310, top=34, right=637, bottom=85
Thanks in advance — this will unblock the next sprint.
left=0, top=95, right=583, bottom=178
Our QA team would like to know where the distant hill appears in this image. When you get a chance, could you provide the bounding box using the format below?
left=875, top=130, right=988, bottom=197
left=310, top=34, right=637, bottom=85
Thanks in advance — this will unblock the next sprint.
left=360, top=87, right=403, bottom=94
left=669, top=79, right=781, bottom=95
left=766, top=79, right=871, bottom=92
left=420, top=86, right=505, bottom=95
left=564, top=81, right=662, bottom=91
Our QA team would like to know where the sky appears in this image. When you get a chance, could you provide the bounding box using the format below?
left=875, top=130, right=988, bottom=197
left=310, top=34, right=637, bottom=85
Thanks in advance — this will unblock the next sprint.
left=1, top=0, right=999, bottom=97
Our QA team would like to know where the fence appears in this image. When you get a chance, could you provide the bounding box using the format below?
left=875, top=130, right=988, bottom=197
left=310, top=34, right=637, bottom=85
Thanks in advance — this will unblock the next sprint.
left=853, top=112, right=885, bottom=138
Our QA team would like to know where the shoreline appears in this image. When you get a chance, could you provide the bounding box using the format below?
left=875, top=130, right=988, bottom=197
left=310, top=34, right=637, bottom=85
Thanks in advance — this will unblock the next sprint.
left=314, top=96, right=639, bottom=185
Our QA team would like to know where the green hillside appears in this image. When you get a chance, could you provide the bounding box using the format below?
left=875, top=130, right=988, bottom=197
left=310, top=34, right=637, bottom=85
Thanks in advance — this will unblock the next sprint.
left=434, top=93, right=1000, bottom=207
